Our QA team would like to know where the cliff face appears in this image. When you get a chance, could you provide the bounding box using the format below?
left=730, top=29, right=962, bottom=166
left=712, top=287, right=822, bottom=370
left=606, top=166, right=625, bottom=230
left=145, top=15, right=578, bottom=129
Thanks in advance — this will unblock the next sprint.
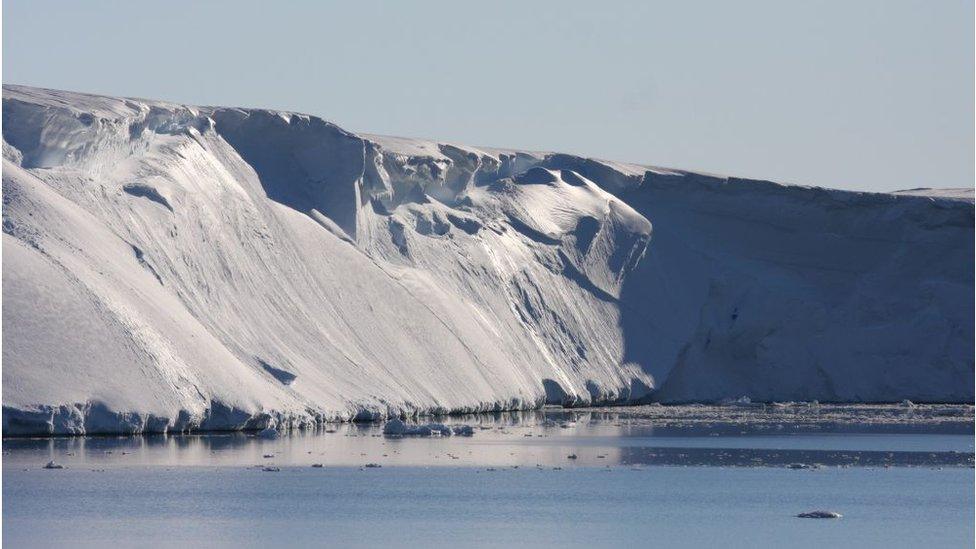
left=3, top=84, right=972, bottom=435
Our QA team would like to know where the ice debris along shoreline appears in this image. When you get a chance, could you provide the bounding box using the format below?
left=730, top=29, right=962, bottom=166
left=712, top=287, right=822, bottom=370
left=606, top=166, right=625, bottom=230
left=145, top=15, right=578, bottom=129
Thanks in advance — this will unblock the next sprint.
left=2, top=84, right=973, bottom=435
left=10, top=407, right=972, bottom=470
left=3, top=403, right=971, bottom=440
left=565, top=402, right=975, bottom=431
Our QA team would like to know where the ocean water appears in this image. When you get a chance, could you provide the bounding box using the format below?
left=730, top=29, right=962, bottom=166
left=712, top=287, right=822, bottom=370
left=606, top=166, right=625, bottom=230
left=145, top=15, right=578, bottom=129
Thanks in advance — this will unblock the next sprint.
left=3, top=408, right=973, bottom=548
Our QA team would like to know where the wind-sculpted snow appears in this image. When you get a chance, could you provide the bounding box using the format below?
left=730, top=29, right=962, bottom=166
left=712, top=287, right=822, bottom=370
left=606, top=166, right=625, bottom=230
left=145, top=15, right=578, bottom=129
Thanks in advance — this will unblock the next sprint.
left=2, top=85, right=973, bottom=435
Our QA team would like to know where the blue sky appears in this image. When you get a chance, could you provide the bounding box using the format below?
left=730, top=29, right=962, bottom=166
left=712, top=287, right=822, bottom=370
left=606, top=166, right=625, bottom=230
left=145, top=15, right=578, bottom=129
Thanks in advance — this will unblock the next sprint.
left=4, top=0, right=972, bottom=192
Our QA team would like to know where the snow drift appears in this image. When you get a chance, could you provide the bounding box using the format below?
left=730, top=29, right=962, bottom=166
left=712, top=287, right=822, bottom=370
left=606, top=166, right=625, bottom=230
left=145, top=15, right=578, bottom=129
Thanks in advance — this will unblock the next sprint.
left=2, top=85, right=972, bottom=435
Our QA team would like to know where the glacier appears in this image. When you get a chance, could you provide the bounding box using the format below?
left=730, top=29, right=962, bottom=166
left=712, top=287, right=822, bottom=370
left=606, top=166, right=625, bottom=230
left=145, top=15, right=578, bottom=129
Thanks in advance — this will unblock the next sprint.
left=2, top=84, right=972, bottom=435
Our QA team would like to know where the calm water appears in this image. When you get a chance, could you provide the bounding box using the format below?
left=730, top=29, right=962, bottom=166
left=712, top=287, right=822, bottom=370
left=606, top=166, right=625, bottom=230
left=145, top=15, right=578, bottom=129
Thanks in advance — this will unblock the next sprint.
left=3, top=409, right=973, bottom=548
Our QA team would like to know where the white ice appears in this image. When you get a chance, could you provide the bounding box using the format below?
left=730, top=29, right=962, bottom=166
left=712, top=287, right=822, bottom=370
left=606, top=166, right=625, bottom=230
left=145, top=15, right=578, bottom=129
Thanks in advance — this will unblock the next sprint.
left=2, top=85, right=972, bottom=435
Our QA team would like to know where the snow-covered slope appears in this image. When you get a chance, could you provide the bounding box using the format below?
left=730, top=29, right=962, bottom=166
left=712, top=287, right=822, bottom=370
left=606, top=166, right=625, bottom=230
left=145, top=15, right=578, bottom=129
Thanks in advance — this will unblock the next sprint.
left=3, top=85, right=973, bottom=435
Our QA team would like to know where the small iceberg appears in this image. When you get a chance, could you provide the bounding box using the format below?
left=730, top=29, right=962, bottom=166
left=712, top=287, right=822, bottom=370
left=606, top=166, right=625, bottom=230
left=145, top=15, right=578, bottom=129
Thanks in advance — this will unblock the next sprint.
left=796, top=510, right=842, bottom=519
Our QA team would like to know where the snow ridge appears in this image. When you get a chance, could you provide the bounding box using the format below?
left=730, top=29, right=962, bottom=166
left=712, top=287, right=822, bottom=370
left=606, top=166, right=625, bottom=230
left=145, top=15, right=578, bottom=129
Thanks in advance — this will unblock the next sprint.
left=2, top=85, right=973, bottom=435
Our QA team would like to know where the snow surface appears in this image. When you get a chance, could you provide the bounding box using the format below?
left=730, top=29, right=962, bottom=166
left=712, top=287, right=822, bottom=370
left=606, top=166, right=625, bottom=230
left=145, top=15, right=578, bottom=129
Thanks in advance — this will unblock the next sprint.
left=2, top=85, right=973, bottom=435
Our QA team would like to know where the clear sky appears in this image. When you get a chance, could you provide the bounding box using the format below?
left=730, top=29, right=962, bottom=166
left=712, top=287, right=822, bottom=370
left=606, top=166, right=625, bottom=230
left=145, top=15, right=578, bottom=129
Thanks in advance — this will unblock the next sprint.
left=3, top=0, right=973, bottom=192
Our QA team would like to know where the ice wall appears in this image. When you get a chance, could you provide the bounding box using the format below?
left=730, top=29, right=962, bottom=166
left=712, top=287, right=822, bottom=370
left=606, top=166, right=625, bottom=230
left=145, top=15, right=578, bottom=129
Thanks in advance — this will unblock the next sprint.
left=3, top=85, right=972, bottom=435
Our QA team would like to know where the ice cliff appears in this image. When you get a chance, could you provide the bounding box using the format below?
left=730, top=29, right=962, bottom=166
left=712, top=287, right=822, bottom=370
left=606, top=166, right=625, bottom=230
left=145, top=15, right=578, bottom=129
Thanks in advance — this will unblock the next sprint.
left=3, top=85, right=972, bottom=435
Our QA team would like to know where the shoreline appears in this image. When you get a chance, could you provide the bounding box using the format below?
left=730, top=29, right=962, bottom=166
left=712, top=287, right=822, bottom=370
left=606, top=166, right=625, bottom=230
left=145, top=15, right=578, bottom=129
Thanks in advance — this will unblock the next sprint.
left=4, top=402, right=972, bottom=440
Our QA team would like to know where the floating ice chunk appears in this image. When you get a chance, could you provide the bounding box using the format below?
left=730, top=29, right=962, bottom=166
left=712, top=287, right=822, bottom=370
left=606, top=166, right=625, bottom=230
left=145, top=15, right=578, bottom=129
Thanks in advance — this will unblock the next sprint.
left=382, top=418, right=409, bottom=435
left=382, top=419, right=473, bottom=437
left=426, top=423, right=453, bottom=436
left=796, top=510, right=842, bottom=519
